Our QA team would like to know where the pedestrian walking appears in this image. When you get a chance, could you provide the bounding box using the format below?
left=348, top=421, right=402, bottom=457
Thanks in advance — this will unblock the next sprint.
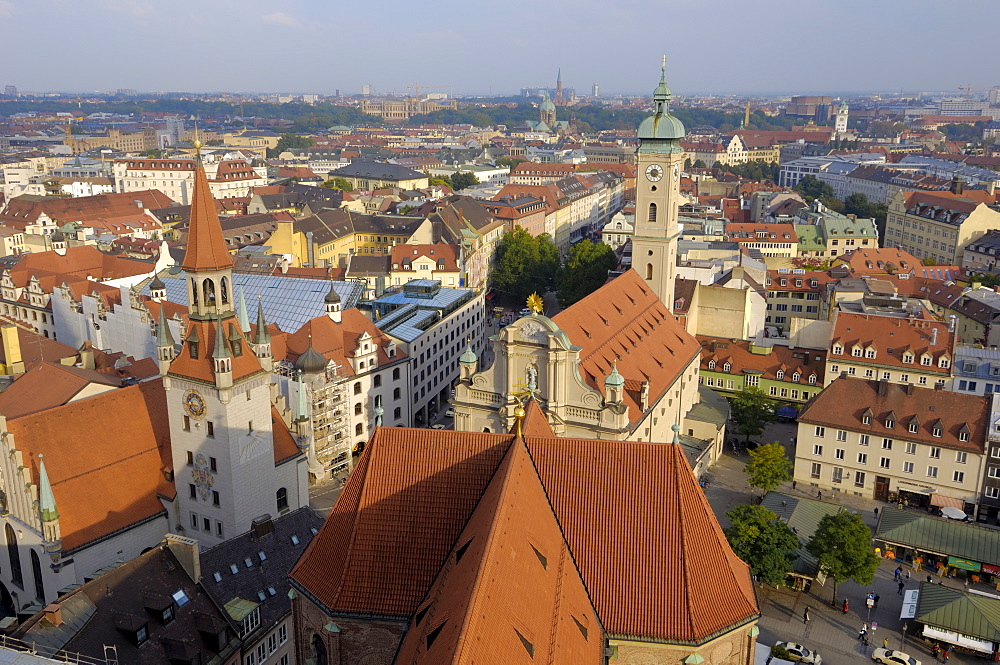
left=874, top=593, right=880, bottom=608
left=817, top=489, right=823, bottom=499
left=932, top=644, right=941, bottom=660
left=842, top=599, right=849, bottom=614
left=858, top=624, right=868, bottom=640
left=883, top=638, right=889, bottom=649
left=803, top=607, right=810, bottom=624
left=898, top=581, right=905, bottom=595
left=894, top=567, right=902, bottom=581
left=942, top=648, right=950, bottom=663
left=906, top=570, right=911, bottom=581
left=792, top=480, right=797, bottom=490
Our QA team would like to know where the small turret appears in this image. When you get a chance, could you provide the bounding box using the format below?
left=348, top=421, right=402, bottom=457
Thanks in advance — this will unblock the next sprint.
left=149, top=274, right=167, bottom=301
left=37, top=455, right=62, bottom=559
left=213, top=317, right=233, bottom=389
left=251, top=299, right=272, bottom=370
left=325, top=282, right=342, bottom=323
left=236, top=284, right=251, bottom=333
left=156, top=306, right=176, bottom=375
left=604, top=361, right=625, bottom=404
left=459, top=339, right=478, bottom=380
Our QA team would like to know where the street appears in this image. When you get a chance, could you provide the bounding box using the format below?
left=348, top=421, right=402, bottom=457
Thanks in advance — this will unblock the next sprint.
left=703, top=422, right=983, bottom=665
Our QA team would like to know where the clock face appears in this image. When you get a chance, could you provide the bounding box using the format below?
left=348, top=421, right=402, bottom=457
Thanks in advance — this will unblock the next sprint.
left=183, top=390, right=206, bottom=419
left=645, top=164, right=663, bottom=182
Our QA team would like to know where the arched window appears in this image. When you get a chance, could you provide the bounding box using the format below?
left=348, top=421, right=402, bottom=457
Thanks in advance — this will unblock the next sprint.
left=483, top=427, right=491, bottom=433
left=220, top=277, right=229, bottom=304
left=354, top=403, right=362, bottom=416
left=6, top=523, right=21, bottom=588
left=203, top=278, right=216, bottom=305
left=354, top=382, right=362, bottom=395
left=648, top=202, right=657, bottom=223
left=393, top=388, right=401, bottom=400
left=190, top=278, right=199, bottom=305
left=312, top=634, right=328, bottom=665
left=646, top=263, right=654, bottom=280
left=276, top=488, right=288, bottom=512
left=30, top=550, right=43, bottom=603
left=355, top=423, right=363, bottom=436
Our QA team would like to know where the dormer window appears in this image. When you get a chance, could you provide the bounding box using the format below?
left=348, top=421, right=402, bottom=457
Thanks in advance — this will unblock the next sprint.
left=908, top=421, right=918, bottom=434
left=776, top=369, right=784, bottom=380
left=921, top=354, right=932, bottom=366
left=852, top=345, right=863, bottom=357
left=885, top=418, right=894, bottom=429
left=932, top=426, right=942, bottom=438
left=862, top=408, right=873, bottom=425
left=723, top=362, right=731, bottom=372
left=865, top=347, right=876, bottom=359
left=903, top=353, right=914, bottom=363
left=792, top=372, right=801, bottom=382
left=833, top=345, right=843, bottom=355
left=808, top=374, right=817, bottom=385
left=708, top=360, right=716, bottom=370
left=959, top=431, right=969, bottom=442
left=939, top=357, right=950, bottom=369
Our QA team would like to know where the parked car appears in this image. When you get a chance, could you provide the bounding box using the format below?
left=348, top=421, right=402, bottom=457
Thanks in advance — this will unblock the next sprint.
left=431, top=424, right=446, bottom=430
left=519, top=308, right=532, bottom=317
left=872, top=649, right=921, bottom=665
left=775, top=642, right=822, bottom=665
left=445, top=408, right=454, bottom=418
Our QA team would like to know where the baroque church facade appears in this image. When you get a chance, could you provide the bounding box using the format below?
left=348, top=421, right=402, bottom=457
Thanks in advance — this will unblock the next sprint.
left=453, top=65, right=725, bottom=455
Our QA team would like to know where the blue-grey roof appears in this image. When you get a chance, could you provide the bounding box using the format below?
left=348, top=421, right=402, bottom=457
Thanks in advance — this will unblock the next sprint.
left=371, top=285, right=476, bottom=343
left=143, top=270, right=364, bottom=333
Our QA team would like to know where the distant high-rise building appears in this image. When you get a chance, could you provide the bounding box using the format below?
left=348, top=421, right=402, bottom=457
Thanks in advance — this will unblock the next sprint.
left=4, top=85, right=17, bottom=98
left=990, top=86, right=1000, bottom=106
left=784, top=95, right=834, bottom=121
left=835, top=101, right=849, bottom=135
left=116, top=88, right=138, bottom=97
left=592, top=82, right=600, bottom=97
left=361, top=84, right=373, bottom=96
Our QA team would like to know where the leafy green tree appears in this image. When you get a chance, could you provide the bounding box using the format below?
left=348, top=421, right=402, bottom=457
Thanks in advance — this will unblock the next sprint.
left=684, top=158, right=692, bottom=170
left=450, top=171, right=478, bottom=191
left=491, top=227, right=559, bottom=302
left=692, top=159, right=707, bottom=168
left=923, top=256, right=938, bottom=266
left=793, top=175, right=835, bottom=203
left=555, top=239, right=619, bottom=307
left=142, top=149, right=166, bottom=158
left=495, top=156, right=527, bottom=169
left=267, top=133, right=314, bottom=158
left=843, top=193, right=875, bottom=219
left=730, top=386, right=776, bottom=444
left=806, top=511, right=880, bottom=604
left=969, top=272, right=1000, bottom=288
left=724, top=505, right=800, bottom=586
left=322, top=177, right=354, bottom=191
left=744, top=442, right=792, bottom=496
left=428, top=173, right=453, bottom=188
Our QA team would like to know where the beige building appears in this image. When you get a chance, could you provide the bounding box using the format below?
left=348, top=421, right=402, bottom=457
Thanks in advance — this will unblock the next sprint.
left=113, top=156, right=267, bottom=203
left=795, top=377, right=989, bottom=512
left=884, top=186, right=1000, bottom=266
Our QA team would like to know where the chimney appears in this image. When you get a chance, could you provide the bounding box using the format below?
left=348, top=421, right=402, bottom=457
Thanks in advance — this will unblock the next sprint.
left=0, top=324, right=23, bottom=374
left=165, top=534, right=201, bottom=583
left=251, top=514, right=274, bottom=540
left=878, top=379, right=889, bottom=396
left=930, top=328, right=938, bottom=346
left=43, top=603, right=63, bottom=627
left=905, top=383, right=914, bottom=395
left=949, top=315, right=957, bottom=332
left=935, top=382, right=944, bottom=391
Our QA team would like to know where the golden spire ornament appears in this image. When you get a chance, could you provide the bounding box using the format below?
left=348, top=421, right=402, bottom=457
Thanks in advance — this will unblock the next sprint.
left=526, top=292, right=544, bottom=315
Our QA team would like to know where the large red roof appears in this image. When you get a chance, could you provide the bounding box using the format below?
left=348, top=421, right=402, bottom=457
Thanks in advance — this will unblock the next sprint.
left=180, top=160, right=233, bottom=272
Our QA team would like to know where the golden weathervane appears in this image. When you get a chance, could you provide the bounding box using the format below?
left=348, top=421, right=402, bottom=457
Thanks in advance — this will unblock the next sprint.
left=526, top=292, right=544, bottom=315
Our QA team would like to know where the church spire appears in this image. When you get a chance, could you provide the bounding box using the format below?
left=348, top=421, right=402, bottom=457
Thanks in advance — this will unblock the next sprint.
left=38, top=455, right=58, bottom=524
left=180, top=143, right=233, bottom=274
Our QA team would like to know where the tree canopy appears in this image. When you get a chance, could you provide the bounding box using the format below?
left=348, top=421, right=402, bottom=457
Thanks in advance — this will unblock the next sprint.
left=744, top=442, right=793, bottom=496
left=490, top=227, right=559, bottom=302
left=322, top=177, right=354, bottom=191
left=267, top=133, right=315, bottom=158
left=730, top=386, right=776, bottom=444
left=793, top=175, right=835, bottom=203
left=450, top=171, right=478, bottom=191
left=806, top=511, right=880, bottom=604
left=555, top=240, right=619, bottom=307
left=724, top=505, right=800, bottom=586
left=717, top=160, right=780, bottom=182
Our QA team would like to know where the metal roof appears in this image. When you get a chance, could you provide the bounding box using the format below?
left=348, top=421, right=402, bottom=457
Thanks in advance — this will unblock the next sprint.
left=144, top=270, right=364, bottom=333
left=876, top=509, right=1000, bottom=565
left=916, top=582, right=1000, bottom=641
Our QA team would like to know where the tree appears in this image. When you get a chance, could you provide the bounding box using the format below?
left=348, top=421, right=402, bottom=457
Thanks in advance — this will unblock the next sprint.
left=730, top=386, right=776, bottom=444
left=724, top=505, right=800, bottom=587
left=793, top=176, right=835, bottom=204
left=491, top=227, right=559, bottom=302
left=428, top=173, right=453, bottom=188
left=267, top=133, right=314, bottom=158
left=322, top=177, right=354, bottom=191
left=495, top=156, right=527, bottom=169
left=843, top=193, right=875, bottom=219
left=692, top=159, right=707, bottom=169
left=744, top=442, right=792, bottom=496
left=555, top=239, right=618, bottom=307
left=923, top=256, right=938, bottom=266
left=684, top=158, right=692, bottom=170
left=806, top=511, right=880, bottom=605
left=450, top=171, right=478, bottom=191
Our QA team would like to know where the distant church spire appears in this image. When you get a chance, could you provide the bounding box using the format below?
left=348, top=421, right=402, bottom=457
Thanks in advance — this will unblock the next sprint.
left=555, top=67, right=564, bottom=105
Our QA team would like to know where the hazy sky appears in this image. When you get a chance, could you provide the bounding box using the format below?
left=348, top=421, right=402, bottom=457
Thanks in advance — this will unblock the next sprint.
left=3, top=0, right=996, bottom=96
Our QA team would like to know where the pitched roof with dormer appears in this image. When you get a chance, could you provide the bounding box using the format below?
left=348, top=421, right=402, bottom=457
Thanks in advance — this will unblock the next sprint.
left=829, top=312, right=953, bottom=376
left=699, top=337, right=826, bottom=385
left=290, top=427, right=758, bottom=649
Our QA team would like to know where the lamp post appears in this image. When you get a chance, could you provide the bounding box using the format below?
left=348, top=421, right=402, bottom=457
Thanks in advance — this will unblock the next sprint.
left=902, top=622, right=908, bottom=652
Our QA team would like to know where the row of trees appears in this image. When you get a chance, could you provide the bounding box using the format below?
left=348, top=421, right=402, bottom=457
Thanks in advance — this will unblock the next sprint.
left=726, top=386, right=879, bottom=599
left=490, top=227, right=618, bottom=308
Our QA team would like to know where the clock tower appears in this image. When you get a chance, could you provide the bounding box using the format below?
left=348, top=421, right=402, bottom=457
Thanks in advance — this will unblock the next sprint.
left=632, top=60, right=686, bottom=308
left=163, top=144, right=302, bottom=546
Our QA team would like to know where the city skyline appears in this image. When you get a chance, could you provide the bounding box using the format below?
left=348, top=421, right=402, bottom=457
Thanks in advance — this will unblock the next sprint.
left=3, top=0, right=997, bottom=96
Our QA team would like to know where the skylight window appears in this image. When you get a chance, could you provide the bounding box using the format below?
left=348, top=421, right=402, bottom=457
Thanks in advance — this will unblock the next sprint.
left=290, top=535, right=300, bottom=545
left=258, top=590, right=267, bottom=602
left=213, top=572, right=222, bottom=583
left=245, top=557, right=254, bottom=568
left=172, top=590, right=190, bottom=607
left=258, top=551, right=266, bottom=561
left=267, top=586, right=276, bottom=596
left=230, top=564, right=239, bottom=574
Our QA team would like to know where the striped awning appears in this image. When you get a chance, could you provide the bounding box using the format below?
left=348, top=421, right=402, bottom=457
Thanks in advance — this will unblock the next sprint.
left=931, top=494, right=965, bottom=509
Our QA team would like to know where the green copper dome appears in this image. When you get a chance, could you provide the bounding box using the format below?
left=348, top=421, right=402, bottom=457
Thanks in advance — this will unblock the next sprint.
left=605, top=364, right=625, bottom=388
left=637, top=64, right=685, bottom=144
left=460, top=343, right=478, bottom=366
left=540, top=93, right=556, bottom=113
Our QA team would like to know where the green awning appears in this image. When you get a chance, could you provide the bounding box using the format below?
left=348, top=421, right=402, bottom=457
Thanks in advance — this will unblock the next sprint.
left=916, top=582, right=1000, bottom=642
left=876, top=509, right=1000, bottom=566
left=948, top=556, right=982, bottom=571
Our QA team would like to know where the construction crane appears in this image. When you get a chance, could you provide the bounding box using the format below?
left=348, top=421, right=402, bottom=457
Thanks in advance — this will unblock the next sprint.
left=958, top=85, right=990, bottom=99
left=405, top=82, right=451, bottom=99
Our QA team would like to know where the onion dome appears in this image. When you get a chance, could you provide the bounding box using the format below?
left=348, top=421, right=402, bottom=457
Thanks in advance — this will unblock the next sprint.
left=324, top=282, right=341, bottom=304
left=149, top=275, right=166, bottom=292
left=460, top=343, right=477, bottom=366
left=296, top=344, right=327, bottom=374
left=637, top=62, right=685, bottom=142
left=605, top=363, right=625, bottom=388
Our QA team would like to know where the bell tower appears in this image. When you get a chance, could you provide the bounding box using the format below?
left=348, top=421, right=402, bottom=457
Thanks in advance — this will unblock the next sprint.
left=632, top=58, right=685, bottom=309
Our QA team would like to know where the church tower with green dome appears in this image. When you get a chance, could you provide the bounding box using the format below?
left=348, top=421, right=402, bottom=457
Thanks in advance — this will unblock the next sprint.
left=632, top=59, right=685, bottom=308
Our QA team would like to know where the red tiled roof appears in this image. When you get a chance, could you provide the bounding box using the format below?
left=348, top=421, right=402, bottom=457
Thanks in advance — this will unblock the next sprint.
left=699, top=337, right=826, bottom=384
left=168, top=318, right=264, bottom=385
left=180, top=160, right=233, bottom=272
left=291, top=428, right=758, bottom=644
left=0, top=362, right=120, bottom=419
left=7, top=379, right=173, bottom=552
left=830, top=312, right=953, bottom=376
left=799, top=376, right=989, bottom=453
left=551, top=270, right=701, bottom=422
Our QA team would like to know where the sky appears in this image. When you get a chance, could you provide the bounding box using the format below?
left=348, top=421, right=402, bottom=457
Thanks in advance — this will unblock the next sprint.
left=2, top=0, right=997, bottom=97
